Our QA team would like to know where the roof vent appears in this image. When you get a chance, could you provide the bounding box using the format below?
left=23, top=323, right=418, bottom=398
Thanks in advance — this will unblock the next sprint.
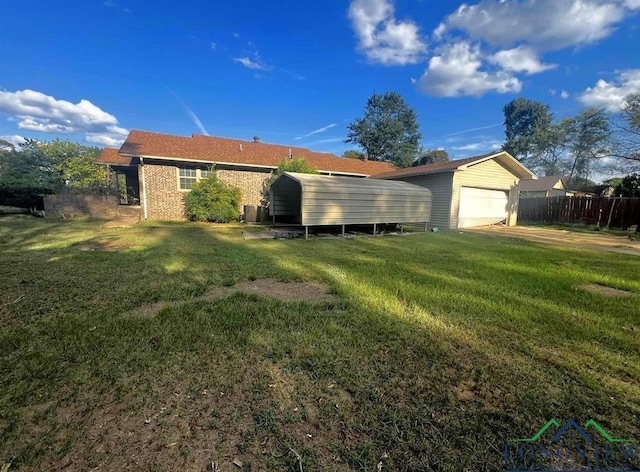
left=253, top=136, right=260, bottom=143
left=288, top=148, right=292, bottom=160
left=239, top=144, right=243, bottom=151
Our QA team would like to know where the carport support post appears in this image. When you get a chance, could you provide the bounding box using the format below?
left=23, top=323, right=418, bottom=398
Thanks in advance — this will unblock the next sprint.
left=424, top=221, right=428, bottom=232
left=305, top=226, right=308, bottom=240
left=373, top=223, right=377, bottom=235
left=400, top=223, right=404, bottom=234
left=342, top=225, right=345, bottom=237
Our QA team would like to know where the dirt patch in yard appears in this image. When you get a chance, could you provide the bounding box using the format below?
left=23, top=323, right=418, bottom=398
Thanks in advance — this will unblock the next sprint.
left=76, top=241, right=138, bottom=252
left=578, top=284, right=633, bottom=297
left=203, top=279, right=338, bottom=303
left=133, top=279, right=339, bottom=317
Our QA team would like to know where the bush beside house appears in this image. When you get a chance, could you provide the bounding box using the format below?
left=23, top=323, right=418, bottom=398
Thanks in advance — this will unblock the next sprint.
left=183, top=172, right=242, bottom=223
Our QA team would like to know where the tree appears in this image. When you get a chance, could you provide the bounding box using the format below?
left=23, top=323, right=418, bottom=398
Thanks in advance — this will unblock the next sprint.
left=0, top=143, right=63, bottom=209
left=564, top=107, right=611, bottom=183
left=345, top=91, right=422, bottom=168
left=413, top=149, right=450, bottom=167
left=610, top=91, right=640, bottom=165
left=614, top=173, right=640, bottom=197
left=183, top=172, right=242, bottom=222
left=274, top=157, right=318, bottom=176
left=502, top=98, right=553, bottom=168
left=343, top=150, right=366, bottom=160
left=33, top=139, right=111, bottom=192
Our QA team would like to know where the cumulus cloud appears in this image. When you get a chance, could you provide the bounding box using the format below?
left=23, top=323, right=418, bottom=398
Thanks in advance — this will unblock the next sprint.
left=579, top=69, right=640, bottom=111
left=561, top=90, right=570, bottom=99
left=233, top=56, right=271, bottom=71
left=348, top=0, right=427, bottom=65
left=440, top=0, right=629, bottom=51
left=489, top=46, right=556, bottom=74
left=419, top=42, right=521, bottom=97
left=0, top=134, right=26, bottom=150
left=0, top=89, right=128, bottom=146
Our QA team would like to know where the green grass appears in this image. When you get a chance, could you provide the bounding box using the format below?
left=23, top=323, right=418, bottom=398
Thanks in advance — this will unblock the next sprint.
left=521, top=220, right=632, bottom=236
left=0, top=217, right=639, bottom=471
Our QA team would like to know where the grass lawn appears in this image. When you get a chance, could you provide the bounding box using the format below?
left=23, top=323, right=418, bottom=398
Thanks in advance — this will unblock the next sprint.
left=1, top=218, right=639, bottom=471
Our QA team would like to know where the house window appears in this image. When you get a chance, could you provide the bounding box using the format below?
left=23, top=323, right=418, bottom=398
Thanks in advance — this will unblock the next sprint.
left=179, top=167, right=198, bottom=190
left=178, top=167, right=213, bottom=190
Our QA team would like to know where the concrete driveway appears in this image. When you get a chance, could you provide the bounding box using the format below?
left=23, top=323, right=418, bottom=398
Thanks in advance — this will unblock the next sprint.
left=467, top=225, right=640, bottom=256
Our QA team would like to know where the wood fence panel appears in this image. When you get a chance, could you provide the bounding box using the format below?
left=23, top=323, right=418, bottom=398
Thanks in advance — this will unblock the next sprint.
left=518, top=196, right=640, bottom=230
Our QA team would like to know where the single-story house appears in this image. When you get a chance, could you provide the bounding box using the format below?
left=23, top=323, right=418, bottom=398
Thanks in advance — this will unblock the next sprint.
left=519, top=176, right=575, bottom=198
left=374, top=151, right=535, bottom=229
left=96, top=130, right=396, bottom=221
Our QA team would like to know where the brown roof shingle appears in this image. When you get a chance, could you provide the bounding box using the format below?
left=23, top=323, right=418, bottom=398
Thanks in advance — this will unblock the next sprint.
left=115, top=130, right=396, bottom=176
left=519, top=176, right=564, bottom=192
left=373, top=152, right=498, bottom=179
left=96, top=147, right=134, bottom=166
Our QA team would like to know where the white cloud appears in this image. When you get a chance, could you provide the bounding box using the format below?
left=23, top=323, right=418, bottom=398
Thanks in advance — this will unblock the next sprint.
left=0, top=134, right=26, bottom=150
left=579, top=69, right=640, bottom=111
left=0, top=89, right=128, bottom=146
left=440, top=0, right=630, bottom=51
left=233, top=56, right=271, bottom=71
left=294, top=123, right=337, bottom=140
left=489, top=46, right=556, bottom=75
left=418, top=42, right=521, bottom=97
left=561, top=90, right=570, bottom=99
left=348, top=0, right=427, bottom=65
left=451, top=140, right=502, bottom=152
left=210, top=42, right=216, bottom=50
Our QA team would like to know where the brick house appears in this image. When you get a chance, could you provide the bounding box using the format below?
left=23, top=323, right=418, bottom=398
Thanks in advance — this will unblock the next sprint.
left=96, top=130, right=396, bottom=221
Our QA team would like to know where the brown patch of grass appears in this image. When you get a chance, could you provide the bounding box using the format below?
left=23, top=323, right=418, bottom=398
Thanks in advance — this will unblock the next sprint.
left=133, top=279, right=339, bottom=317
left=578, top=283, right=633, bottom=297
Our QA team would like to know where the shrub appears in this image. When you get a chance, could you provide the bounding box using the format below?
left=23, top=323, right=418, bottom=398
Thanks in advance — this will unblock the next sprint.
left=183, top=173, right=241, bottom=223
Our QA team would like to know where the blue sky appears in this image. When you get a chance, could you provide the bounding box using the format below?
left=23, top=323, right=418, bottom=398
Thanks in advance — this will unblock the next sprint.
left=0, top=0, right=639, bottom=160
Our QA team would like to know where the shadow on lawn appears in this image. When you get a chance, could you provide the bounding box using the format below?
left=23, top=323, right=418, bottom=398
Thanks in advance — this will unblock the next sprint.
left=0, top=220, right=638, bottom=472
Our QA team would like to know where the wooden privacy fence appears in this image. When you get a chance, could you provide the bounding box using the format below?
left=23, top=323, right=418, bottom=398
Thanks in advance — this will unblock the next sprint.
left=518, top=196, right=640, bottom=230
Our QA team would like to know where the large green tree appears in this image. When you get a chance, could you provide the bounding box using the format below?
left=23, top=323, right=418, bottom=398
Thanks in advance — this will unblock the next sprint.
left=345, top=91, right=422, bottom=168
left=0, top=143, right=63, bottom=209
left=33, top=139, right=110, bottom=192
left=614, top=173, right=640, bottom=196
left=502, top=98, right=553, bottom=168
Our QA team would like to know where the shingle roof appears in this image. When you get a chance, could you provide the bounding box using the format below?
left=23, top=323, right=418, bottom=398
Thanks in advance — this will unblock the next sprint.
left=96, top=147, right=135, bottom=166
left=519, top=176, right=564, bottom=192
left=373, top=152, right=499, bottom=179
left=112, top=130, right=396, bottom=176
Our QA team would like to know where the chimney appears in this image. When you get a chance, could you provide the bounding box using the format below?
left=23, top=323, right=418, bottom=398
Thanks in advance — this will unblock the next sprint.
left=253, top=136, right=260, bottom=143
left=363, top=154, right=368, bottom=161
left=239, top=144, right=243, bottom=151
left=288, top=148, right=292, bottom=160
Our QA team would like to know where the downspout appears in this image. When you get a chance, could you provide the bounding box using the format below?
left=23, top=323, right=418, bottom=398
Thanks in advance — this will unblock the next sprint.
left=140, top=157, right=148, bottom=220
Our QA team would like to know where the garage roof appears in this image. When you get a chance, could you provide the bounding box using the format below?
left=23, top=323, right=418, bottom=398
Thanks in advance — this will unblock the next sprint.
left=374, top=151, right=535, bottom=180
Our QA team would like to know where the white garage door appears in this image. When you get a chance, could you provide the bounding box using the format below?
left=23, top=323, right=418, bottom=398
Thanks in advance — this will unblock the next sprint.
left=458, top=187, right=509, bottom=228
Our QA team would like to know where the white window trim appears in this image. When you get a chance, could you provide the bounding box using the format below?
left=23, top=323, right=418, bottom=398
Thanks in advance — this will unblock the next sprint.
left=177, top=167, right=211, bottom=191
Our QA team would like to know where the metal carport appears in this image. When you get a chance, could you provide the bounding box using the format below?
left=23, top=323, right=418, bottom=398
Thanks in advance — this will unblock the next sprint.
left=269, top=172, right=432, bottom=238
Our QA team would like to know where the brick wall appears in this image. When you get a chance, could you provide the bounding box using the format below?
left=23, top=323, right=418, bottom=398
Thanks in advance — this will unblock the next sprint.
left=43, top=194, right=119, bottom=218
left=217, top=169, right=271, bottom=207
left=143, top=164, right=185, bottom=220
left=142, top=163, right=272, bottom=220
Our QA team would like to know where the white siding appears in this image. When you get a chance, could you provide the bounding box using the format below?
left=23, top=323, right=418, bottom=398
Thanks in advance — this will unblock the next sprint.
left=381, top=173, right=453, bottom=230
left=451, top=159, right=520, bottom=229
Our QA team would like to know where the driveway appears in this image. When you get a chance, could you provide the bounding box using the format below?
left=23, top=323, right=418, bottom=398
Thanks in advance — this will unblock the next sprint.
left=467, top=225, right=640, bottom=256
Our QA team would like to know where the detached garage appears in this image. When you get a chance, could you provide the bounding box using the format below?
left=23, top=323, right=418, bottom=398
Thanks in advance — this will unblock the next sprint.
left=269, top=172, right=432, bottom=237
left=374, top=151, right=535, bottom=230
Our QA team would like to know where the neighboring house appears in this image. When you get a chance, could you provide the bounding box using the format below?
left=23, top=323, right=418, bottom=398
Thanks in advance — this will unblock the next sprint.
left=519, top=176, right=575, bottom=198
left=96, top=130, right=396, bottom=220
left=374, top=151, right=535, bottom=229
